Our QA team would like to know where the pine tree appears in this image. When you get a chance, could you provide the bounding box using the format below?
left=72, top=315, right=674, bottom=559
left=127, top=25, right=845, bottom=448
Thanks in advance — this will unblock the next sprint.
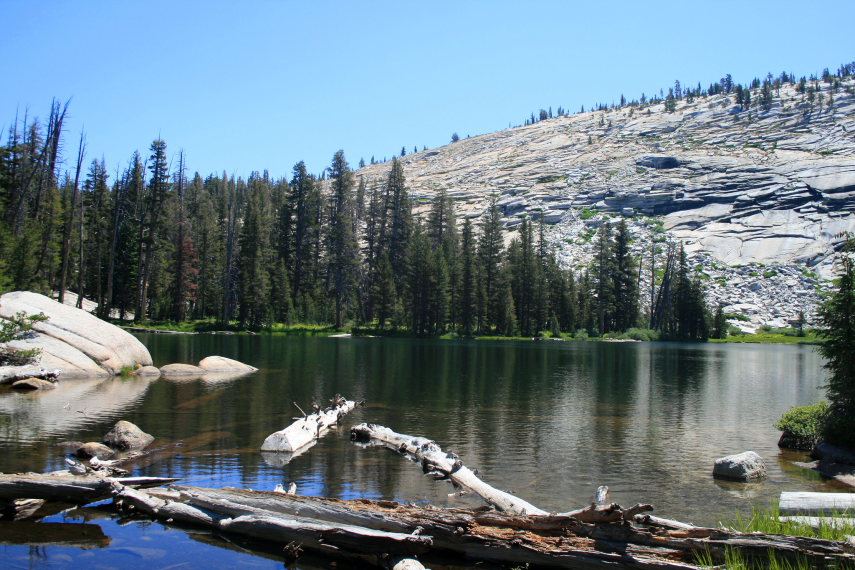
left=326, top=150, right=359, bottom=329
left=817, top=239, right=855, bottom=446
left=135, top=139, right=171, bottom=321
left=592, top=222, right=615, bottom=335
left=289, top=161, right=321, bottom=319
left=612, top=219, right=638, bottom=331
left=459, top=217, right=478, bottom=336
left=478, top=196, right=504, bottom=332
left=238, top=173, right=274, bottom=329
left=712, top=303, right=727, bottom=339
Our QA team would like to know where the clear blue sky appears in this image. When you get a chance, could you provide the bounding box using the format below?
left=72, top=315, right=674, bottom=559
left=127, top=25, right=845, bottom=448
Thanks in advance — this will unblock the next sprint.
left=2, top=1, right=853, bottom=180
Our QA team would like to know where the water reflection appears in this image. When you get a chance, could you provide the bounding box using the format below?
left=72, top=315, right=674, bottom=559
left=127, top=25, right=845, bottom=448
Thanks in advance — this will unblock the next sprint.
left=0, top=336, right=834, bottom=567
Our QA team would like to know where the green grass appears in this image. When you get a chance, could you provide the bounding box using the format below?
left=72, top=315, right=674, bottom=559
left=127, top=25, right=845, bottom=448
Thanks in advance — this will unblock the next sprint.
left=536, top=175, right=564, bottom=184
left=579, top=207, right=597, bottom=220
left=711, top=331, right=818, bottom=344
left=692, top=504, right=855, bottom=569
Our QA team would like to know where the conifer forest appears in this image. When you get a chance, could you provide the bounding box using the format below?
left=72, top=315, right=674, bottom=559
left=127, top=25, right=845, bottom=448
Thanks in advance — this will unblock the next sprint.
left=0, top=101, right=712, bottom=340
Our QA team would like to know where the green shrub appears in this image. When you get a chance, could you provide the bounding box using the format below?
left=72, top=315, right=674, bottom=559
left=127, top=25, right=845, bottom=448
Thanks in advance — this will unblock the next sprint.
left=0, top=311, right=48, bottom=366
left=763, top=269, right=778, bottom=278
left=624, top=328, right=660, bottom=341
left=776, top=402, right=827, bottom=450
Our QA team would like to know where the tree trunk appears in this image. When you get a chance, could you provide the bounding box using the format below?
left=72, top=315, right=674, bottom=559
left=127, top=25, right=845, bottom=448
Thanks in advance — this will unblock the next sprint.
left=261, top=396, right=357, bottom=453
left=58, top=132, right=86, bottom=304
left=351, top=423, right=547, bottom=515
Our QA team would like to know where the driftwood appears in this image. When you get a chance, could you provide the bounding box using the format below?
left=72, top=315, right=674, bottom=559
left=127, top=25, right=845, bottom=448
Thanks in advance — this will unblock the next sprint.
left=351, top=422, right=545, bottom=515
left=113, top=485, right=855, bottom=569
left=780, top=491, right=855, bottom=515
left=261, top=395, right=358, bottom=453
left=350, top=423, right=653, bottom=523
left=0, top=473, right=853, bottom=568
left=0, top=473, right=178, bottom=504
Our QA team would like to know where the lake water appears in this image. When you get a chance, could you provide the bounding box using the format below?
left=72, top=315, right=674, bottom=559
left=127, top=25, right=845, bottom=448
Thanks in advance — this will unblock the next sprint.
left=0, top=336, right=844, bottom=568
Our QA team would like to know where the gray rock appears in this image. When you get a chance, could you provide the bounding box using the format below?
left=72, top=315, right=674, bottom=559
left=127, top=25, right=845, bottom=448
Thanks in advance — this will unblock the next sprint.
left=103, top=420, right=154, bottom=451
left=713, top=451, right=767, bottom=481
left=160, top=363, right=207, bottom=377
left=198, top=356, right=258, bottom=374
left=0, top=291, right=152, bottom=378
left=812, top=442, right=855, bottom=466
left=10, top=377, right=56, bottom=391
left=132, top=365, right=162, bottom=377
left=74, top=442, right=115, bottom=459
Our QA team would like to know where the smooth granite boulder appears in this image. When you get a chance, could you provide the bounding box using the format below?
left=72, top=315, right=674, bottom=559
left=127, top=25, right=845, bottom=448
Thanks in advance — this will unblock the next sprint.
left=0, top=291, right=152, bottom=378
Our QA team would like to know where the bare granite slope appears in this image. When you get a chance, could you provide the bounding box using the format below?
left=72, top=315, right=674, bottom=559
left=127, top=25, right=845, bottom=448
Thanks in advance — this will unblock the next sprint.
left=352, top=80, right=855, bottom=327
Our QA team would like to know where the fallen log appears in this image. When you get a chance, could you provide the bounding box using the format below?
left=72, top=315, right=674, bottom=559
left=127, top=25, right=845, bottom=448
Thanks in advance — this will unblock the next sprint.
left=110, top=481, right=432, bottom=559
left=349, top=423, right=653, bottom=523
left=261, top=395, right=358, bottom=454
left=780, top=491, right=855, bottom=515
left=115, top=485, right=855, bottom=569
left=0, top=473, right=179, bottom=504
left=350, top=422, right=545, bottom=515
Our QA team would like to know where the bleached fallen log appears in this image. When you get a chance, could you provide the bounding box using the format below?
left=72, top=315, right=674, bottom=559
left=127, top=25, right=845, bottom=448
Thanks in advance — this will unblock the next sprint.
left=350, top=423, right=544, bottom=515
left=261, top=395, right=357, bottom=453
left=351, top=423, right=654, bottom=522
left=780, top=491, right=855, bottom=515
left=0, top=473, right=179, bottom=504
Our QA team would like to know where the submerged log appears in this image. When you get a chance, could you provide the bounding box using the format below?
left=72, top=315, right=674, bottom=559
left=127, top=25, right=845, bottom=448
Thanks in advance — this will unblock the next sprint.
left=0, top=521, right=110, bottom=548
left=261, top=395, right=358, bottom=453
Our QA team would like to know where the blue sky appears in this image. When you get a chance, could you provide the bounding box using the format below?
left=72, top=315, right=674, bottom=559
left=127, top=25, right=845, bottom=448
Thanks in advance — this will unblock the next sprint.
left=2, top=1, right=853, bottom=180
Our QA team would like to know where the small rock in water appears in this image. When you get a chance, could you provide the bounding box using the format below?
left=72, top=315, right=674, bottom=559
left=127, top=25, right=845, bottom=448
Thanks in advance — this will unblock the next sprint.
left=75, top=442, right=115, bottom=460
left=103, top=420, right=154, bottom=450
left=713, top=451, right=767, bottom=481
left=11, top=378, right=56, bottom=391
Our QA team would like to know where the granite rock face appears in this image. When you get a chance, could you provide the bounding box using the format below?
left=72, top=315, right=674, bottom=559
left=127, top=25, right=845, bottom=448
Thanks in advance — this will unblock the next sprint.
left=351, top=79, right=855, bottom=324
left=0, top=291, right=153, bottom=379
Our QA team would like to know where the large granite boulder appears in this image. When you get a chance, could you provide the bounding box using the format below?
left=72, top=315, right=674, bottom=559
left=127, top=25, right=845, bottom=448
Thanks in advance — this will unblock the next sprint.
left=0, top=291, right=152, bottom=380
left=160, top=363, right=207, bottom=377
left=198, top=356, right=258, bottom=373
left=713, top=451, right=768, bottom=481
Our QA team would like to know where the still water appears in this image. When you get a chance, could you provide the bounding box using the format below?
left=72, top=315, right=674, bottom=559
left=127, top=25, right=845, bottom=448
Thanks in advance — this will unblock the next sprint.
left=0, top=336, right=843, bottom=568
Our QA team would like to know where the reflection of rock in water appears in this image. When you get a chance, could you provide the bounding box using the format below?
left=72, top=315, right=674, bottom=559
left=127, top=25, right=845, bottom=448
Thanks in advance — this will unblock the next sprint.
left=712, top=477, right=767, bottom=500
left=160, top=371, right=255, bottom=387
left=0, top=376, right=154, bottom=443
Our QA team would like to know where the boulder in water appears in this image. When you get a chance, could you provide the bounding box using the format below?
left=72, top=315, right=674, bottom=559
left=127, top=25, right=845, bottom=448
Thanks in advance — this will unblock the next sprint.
left=103, top=420, right=154, bottom=451
left=713, top=451, right=767, bottom=481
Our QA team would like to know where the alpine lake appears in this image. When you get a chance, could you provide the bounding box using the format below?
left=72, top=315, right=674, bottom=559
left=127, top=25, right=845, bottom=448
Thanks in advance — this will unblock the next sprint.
left=0, top=335, right=844, bottom=569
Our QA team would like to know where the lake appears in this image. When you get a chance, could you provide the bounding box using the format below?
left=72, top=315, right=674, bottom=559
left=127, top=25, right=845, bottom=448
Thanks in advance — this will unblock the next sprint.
left=0, top=336, right=842, bottom=568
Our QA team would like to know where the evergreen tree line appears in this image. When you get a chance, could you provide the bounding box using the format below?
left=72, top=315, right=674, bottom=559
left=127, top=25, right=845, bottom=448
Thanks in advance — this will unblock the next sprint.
left=522, top=59, right=855, bottom=125
left=0, top=106, right=710, bottom=339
